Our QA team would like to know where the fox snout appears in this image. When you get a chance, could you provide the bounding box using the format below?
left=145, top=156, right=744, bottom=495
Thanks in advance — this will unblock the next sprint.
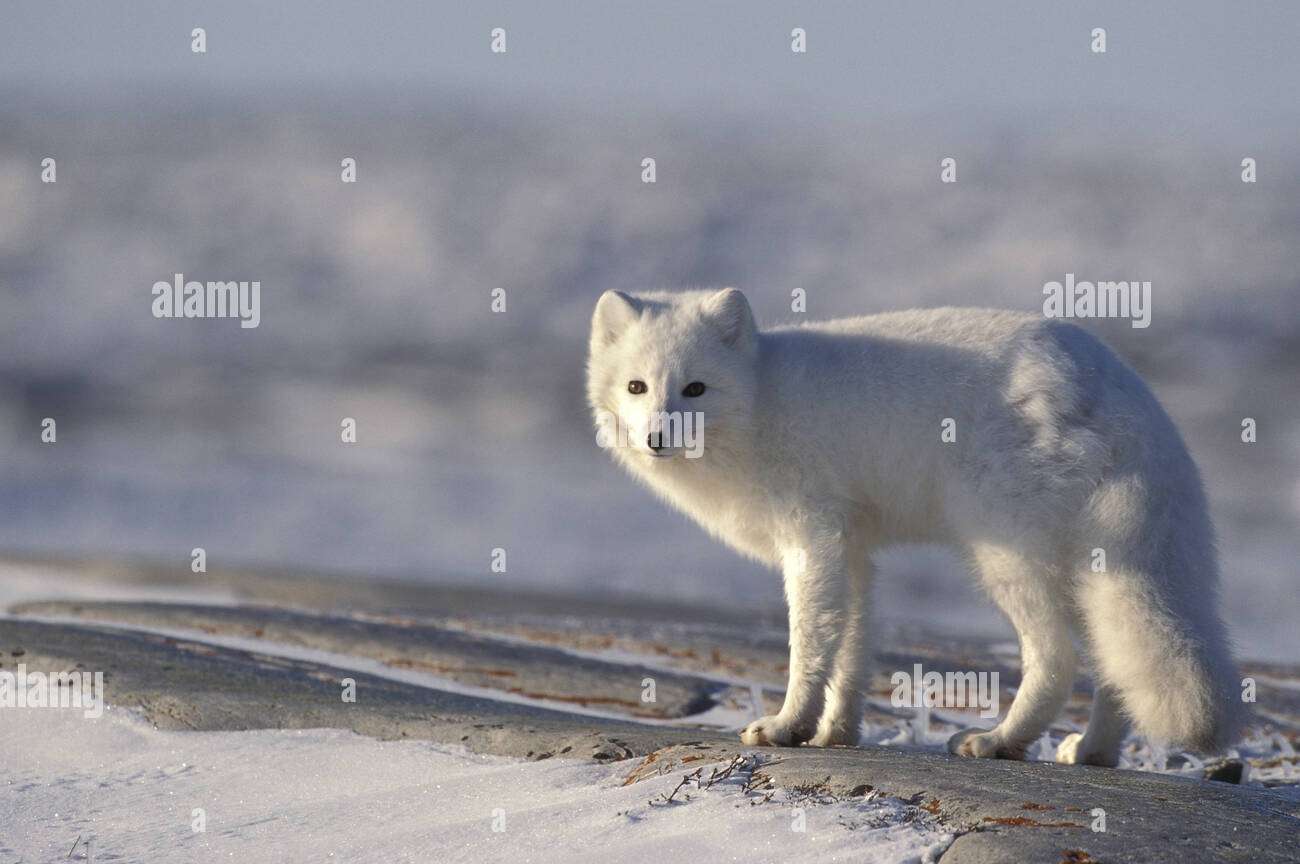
left=636, top=410, right=705, bottom=459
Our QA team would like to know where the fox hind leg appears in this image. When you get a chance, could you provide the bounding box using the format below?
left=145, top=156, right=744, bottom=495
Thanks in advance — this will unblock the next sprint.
left=949, top=546, right=1077, bottom=760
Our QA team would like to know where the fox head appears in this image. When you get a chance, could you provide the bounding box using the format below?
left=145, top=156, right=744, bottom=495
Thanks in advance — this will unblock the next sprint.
left=587, top=288, right=758, bottom=465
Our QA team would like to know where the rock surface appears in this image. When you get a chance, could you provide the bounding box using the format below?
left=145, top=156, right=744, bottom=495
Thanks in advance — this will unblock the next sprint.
left=3, top=556, right=1299, bottom=862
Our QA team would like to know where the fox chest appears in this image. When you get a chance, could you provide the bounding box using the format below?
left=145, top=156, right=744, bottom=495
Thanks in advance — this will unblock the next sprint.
left=640, top=467, right=783, bottom=566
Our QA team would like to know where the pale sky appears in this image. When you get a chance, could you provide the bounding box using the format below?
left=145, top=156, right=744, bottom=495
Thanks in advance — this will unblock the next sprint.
left=4, top=1, right=1298, bottom=130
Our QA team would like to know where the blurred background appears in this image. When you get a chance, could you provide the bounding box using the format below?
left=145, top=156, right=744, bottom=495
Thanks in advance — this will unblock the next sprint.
left=1, top=2, right=1297, bottom=659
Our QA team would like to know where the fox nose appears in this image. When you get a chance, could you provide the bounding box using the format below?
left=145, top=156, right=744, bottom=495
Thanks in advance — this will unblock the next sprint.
left=647, top=432, right=665, bottom=452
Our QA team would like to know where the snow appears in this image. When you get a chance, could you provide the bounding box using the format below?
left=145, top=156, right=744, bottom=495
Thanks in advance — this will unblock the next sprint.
left=0, top=708, right=952, bottom=864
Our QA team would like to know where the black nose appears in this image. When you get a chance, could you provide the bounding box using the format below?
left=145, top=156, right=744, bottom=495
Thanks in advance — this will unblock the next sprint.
left=647, top=432, right=665, bottom=452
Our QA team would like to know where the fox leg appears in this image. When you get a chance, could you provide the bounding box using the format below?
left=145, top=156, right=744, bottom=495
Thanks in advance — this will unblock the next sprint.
left=1057, top=683, right=1128, bottom=767
left=809, top=556, right=875, bottom=747
left=741, top=526, right=849, bottom=747
left=949, top=545, right=1077, bottom=759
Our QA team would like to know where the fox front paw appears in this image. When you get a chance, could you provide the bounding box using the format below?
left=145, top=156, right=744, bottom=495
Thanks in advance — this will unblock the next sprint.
left=947, top=728, right=1026, bottom=760
left=740, top=714, right=815, bottom=747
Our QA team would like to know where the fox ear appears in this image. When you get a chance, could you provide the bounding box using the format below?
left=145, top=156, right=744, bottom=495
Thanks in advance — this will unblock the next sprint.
left=702, top=287, right=756, bottom=349
left=591, top=290, right=640, bottom=349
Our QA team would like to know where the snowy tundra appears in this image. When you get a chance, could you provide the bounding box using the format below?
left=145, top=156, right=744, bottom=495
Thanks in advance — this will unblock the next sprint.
left=587, top=288, right=1240, bottom=766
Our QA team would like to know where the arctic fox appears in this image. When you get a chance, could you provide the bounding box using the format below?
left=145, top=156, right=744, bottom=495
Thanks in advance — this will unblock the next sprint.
left=587, top=288, right=1240, bottom=765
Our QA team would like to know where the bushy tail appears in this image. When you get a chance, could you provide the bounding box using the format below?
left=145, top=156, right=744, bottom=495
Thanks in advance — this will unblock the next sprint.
left=1077, top=565, right=1242, bottom=752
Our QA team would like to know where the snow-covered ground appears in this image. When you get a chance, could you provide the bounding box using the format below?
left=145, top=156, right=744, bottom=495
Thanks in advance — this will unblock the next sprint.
left=1, top=560, right=1295, bottom=864
left=0, top=707, right=952, bottom=864
left=1, top=557, right=1295, bottom=793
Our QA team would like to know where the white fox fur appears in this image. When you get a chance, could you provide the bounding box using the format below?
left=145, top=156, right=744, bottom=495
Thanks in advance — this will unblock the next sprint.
left=587, top=288, right=1240, bottom=764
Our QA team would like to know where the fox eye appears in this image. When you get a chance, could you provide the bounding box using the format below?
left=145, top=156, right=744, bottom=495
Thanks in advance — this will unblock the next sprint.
left=682, top=382, right=706, bottom=397
left=627, top=380, right=647, bottom=395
